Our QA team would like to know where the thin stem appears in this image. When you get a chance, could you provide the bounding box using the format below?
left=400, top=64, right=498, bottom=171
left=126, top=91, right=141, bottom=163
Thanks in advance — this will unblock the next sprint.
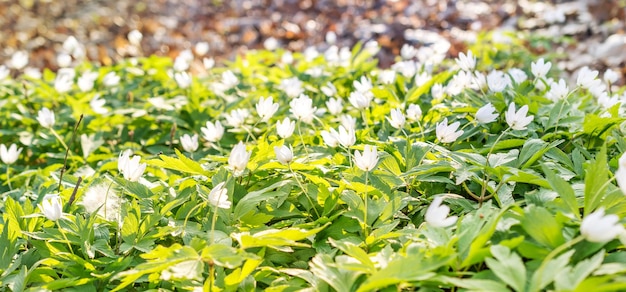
left=344, top=146, right=354, bottom=168
left=361, top=109, right=370, bottom=133
left=56, top=220, right=74, bottom=254
left=416, top=120, right=425, bottom=141
left=242, top=125, right=258, bottom=142
left=6, top=166, right=11, bottom=190
left=363, top=171, right=370, bottom=238
left=50, top=128, right=69, bottom=150
left=480, top=127, right=511, bottom=205
left=535, top=235, right=585, bottom=285
left=210, top=204, right=219, bottom=245
left=245, top=121, right=260, bottom=143
left=297, top=120, right=309, bottom=160
left=289, top=164, right=320, bottom=219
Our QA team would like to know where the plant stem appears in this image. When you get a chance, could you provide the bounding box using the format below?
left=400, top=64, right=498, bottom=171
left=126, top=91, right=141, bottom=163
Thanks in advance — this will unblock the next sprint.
left=50, top=128, right=69, bottom=150
left=479, top=127, right=511, bottom=205
left=297, top=120, right=309, bottom=160
left=535, top=235, right=584, bottom=285
left=210, top=204, right=219, bottom=245
left=6, top=166, right=11, bottom=190
left=57, top=220, right=74, bottom=254
left=289, top=164, right=320, bottom=219
left=363, top=171, right=370, bottom=238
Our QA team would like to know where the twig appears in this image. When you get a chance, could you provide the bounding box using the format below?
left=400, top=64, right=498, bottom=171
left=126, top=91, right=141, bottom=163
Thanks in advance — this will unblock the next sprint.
left=64, top=176, right=83, bottom=212
left=58, top=114, right=84, bottom=192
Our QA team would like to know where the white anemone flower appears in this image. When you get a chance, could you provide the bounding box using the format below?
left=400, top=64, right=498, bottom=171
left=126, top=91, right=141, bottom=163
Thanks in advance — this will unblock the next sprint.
left=436, top=118, right=463, bottom=143
left=228, top=142, right=250, bottom=177
left=581, top=208, right=625, bottom=243
left=208, top=182, right=231, bottom=209
left=354, top=145, right=379, bottom=172
left=425, top=196, right=458, bottom=228
left=505, top=103, right=533, bottom=130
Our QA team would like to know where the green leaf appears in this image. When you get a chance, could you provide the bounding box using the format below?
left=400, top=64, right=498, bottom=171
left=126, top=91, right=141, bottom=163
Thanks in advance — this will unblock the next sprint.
left=147, top=148, right=209, bottom=176
left=233, top=180, right=293, bottom=219
left=519, top=205, right=565, bottom=249
left=233, top=224, right=329, bottom=251
left=584, top=144, right=609, bottom=215
left=529, top=249, right=574, bottom=292
left=542, top=164, right=580, bottom=219
left=485, top=245, right=526, bottom=292
left=356, top=251, right=453, bottom=292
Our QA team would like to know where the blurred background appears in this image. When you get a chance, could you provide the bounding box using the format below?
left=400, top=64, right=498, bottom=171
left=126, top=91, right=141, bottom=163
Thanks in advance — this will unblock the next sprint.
left=0, top=0, right=624, bottom=72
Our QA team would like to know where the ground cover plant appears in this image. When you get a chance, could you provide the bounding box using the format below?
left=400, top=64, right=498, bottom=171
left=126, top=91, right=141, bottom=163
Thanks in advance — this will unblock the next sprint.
left=1, top=32, right=626, bottom=291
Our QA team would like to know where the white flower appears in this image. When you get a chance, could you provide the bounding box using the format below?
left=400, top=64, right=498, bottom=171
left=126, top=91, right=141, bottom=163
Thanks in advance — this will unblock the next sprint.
left=174, top=72, right=192, bottom=89
left=77, top=71, right=99, bottom=92
left=348, top=91, right=372, bottom=110
left=63, top=36, right=80, bottom=55
left=505, top=103, right=534, bottom=130
left=221, top=70, right=239, bottom=89
left=256, top=96, right=279, bottom=122
left=24, top=67, right=41, bottom=79
left=81, top=183, right=122, bottom=221
left=354, top=145, right=379, bottom=172
left=54, top=71, right=74, bottom=93
left=208, top=182, right=231, bottom=209
left=508, top=68, right=527, bottom=84
left=577, top=66, right=599, bottom=89
left=487, top=70, right=511, bottom=92
left=0, top=65, right=9, bottom=80
left=228, top=142, right=250, bottom=177
left=336, top=126, right=356, bottom=148
left=203, top=58, right=215, bottom=70
left=400, top=44, right=417, bottom=60
left=471, top=71, right=487, bottom=90
left=546, top=79, right=569, bottom=100
left=201, top=121, right=224, bottom=142
left=276, top=117, right=295, bottom=139
left=37, top=107, right=56, bottom=128
left=531, top=58, right=551, bottom=79
left=304, top=46, right=319, bottom=61
left=274, top=145, right=293, bottom=165
left=173, top=56, right=191, bottom=72
left=378, top=70, right=396, bottom=85
left=391, top=61, right=417, bottom=78
left=425, top=196, right=458, bottom=228
left=325, top=31, right=337, bottom=44
left=90, top=95, right=109, bottom=114
left=353, top=76, right=373, bottom=95
left=581, top=208, right=625, bottom=243
left=436, top=118, right=464, bottom=143
left=224, top=108, right=249, bottom=128
left=39, top=194, right=63, bottom=221
left=455, top=51, right=476, bottom=71
left=118, top=150, right=147, bottom=182
left=604, top=69, right=619, bottom=84
left=289, top=94, right=317, bottom=124
left=475, top=103, right=499, bottom=124
left=180, top=134, right=199, bottom=153
left=388, top=108, right=406, bottom=129
left=57, top=53, right=72, bottom=68
left=195, top=42, right=210, bottom=56
left=339, top=114, right=357, bottom=131
left=598, top=92, right=620, bottom=110
left=321, top=82, right=338, bottom=97
left=103, top=72, right=120, bottom=87
left=326, top=97, right=343, bottom=115
left=127, top=29, right=143, bottom=46
left=264, top=37, right=279, bottom=50
left=280, top=77, right=304, bottom=98
left=9, top=50, right=29, bottom=70
left=0, top=144, right=22, bottom=164
left=321, top=129, right=339, bottom=147
left=406, top=104, right=422, bottom=121
left=415, top=71, right=431, bottom=87
left=616, top=153, right=626, bottom=196
left=281, top=51, right=294, bottom=64
left=431, top=83, right=445, bottom=99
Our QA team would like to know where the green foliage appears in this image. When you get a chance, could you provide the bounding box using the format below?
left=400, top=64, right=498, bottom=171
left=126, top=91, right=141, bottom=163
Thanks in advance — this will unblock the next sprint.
left=1, top=32, right=626, bottom=291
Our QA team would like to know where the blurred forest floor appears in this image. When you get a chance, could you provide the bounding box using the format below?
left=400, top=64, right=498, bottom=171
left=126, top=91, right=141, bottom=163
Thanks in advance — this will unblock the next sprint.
left=0, top=0, right=624, bottom=77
